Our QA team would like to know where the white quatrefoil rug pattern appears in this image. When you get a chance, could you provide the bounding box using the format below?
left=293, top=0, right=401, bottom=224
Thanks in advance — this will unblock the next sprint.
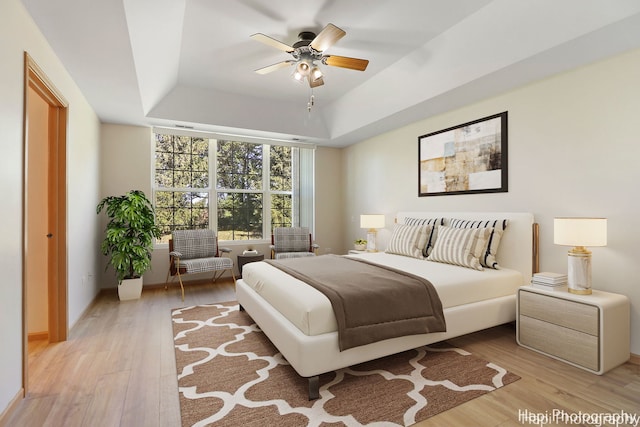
left=172, top=302, right=519, bottom=427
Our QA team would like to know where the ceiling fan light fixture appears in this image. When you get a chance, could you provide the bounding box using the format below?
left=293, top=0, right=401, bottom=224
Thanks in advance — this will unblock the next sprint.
left=251, top=23, right=368, bottom=109
left=309, top=75, right=324, bottom=88
left=296, top=59, right=311, bottom=76
left=292, top=70, right=305, bottom=82
left=310, top=66, right=323, bottom=81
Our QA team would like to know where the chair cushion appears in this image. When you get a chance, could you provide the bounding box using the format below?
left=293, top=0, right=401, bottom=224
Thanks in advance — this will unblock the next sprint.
left=172, top=229, right=217, bottom=259
left=274, top=227, right=310, bottom=253
left=275, top=252, right=316, bottom=260
left=179, top=257, right=233, bottom=274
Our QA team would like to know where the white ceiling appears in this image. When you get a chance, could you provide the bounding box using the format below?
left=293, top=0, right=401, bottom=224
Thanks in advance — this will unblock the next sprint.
left=21, top=0, right=640, bottom=147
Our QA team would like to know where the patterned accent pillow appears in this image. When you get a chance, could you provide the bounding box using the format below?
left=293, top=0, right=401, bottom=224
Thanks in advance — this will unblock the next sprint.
left=385, top=224, right=431, bottom=259
left=427, top=226, right=491, bottom=271
left=448, top=218, right=508, bottom=269
left=402, top=217, right=443, bottom=257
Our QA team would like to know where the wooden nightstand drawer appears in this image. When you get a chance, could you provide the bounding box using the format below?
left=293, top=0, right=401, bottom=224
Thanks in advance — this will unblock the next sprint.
left=519, top=290, right=598, bottom=336
left=517, top=286, right=630, bottom=374
left=519, top=315, right=599, bottom=371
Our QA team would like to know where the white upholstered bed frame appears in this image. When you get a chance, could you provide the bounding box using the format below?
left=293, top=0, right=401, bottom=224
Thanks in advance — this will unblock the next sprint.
left=236, top=211, right=537, bottom=399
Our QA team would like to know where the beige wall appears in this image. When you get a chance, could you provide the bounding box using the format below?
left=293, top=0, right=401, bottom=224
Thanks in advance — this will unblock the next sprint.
left=98, top=124, right=153, bottom=287
left=0, top=0, right=102, bottom=415
left=342, top=48, right=640, bottom=355
left=312, top=147, right=345, bottom=255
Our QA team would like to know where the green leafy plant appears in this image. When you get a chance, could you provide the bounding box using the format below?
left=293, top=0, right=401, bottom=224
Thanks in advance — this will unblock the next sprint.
left=96, top=190, right=161, bottom=282
left=354, top=239, right=367, bottom=245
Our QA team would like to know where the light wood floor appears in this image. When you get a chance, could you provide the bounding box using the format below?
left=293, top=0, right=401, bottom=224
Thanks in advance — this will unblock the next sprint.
left=6, top=279, right=639, bottom=427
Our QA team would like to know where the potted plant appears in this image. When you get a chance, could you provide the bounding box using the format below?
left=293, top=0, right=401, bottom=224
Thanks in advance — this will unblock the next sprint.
left=96, top=190, right=160, bottom=300
left=354, top=239, right=367, bottom=251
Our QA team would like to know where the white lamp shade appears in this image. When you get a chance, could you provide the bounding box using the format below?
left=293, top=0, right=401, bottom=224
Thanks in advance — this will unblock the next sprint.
left=360, top=214, right=385, bottom=229
left=554, top=217, right=607, bottom=247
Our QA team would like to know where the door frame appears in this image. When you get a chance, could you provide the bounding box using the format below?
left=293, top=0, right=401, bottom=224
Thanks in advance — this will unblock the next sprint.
left=22, top=52, right=69, bottom=394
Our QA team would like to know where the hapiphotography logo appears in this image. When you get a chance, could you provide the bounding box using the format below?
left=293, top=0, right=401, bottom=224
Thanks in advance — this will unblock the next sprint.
left=518, top=409, right=640, bottom=427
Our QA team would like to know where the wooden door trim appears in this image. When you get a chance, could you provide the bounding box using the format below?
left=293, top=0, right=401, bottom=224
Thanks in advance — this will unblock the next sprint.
left=22, top=52, right=69, bottom=395
left=25, top=53, right=68, bottom=107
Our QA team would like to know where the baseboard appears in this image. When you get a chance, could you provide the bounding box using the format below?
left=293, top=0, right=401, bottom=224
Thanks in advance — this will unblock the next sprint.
left=629, top=353, right=640, bottom=366
left=27, top=332, right=49, bottom=342
left=0, top=388, right=24, bottom=427
left=96, top=277, right=235, bottom=298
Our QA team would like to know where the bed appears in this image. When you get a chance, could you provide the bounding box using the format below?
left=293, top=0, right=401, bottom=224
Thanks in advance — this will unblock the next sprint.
left=236, top=211, right=538, bottom=399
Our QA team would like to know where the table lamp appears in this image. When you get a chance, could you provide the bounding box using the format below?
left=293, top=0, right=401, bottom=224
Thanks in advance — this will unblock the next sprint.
left=360, top=214, right=385, bottom=252
left=554, top=217, right=607, bottom=295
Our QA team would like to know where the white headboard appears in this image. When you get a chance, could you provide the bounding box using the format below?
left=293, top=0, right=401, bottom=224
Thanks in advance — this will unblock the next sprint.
left=396, top=211, right=536, bottom=283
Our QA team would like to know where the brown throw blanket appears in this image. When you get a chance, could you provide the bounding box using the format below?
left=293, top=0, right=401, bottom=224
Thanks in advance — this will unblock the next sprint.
left=266, top=254, right=446, bottom=351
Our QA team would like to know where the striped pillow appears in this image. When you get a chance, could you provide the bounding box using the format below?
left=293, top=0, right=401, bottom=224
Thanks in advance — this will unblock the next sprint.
left=449, top=218, right=508, bottom=269
left=427, top=226, right=491, bottom=271
left=402, top=217, right=443, bottom=256
left=385, top=224, right=431, bottom=259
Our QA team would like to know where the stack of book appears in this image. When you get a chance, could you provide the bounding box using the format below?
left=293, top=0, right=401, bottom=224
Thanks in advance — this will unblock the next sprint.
left=531, top=272, right=568, bottom=291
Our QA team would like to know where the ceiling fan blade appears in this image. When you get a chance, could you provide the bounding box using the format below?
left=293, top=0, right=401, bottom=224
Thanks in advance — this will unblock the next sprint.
left=250, top=33, right=294, bottom=53
left=309, top=76, right=324, bottom=88
left=255, top=60, right=295, bottom=74
left=310, top=23, right=346, bottom=52
left=323, top=55, right=369, bottom=71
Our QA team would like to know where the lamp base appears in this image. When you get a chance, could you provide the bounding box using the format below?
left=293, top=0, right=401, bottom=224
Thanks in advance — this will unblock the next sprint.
left=567, top=247, right=592, bottom=295
left=366, top=229, right=378, bottom=252
left=568, top=288, right=592, bottom=295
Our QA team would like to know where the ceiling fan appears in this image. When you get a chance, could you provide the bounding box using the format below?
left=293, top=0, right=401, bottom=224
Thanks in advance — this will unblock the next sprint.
left=250, top=23, right=369, bottom=88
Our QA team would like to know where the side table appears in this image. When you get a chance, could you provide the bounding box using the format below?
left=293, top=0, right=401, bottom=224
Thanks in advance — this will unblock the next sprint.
left=237, top=252, right=264, bottom=277
left=348, top=250, right=366, bottom=255
left=517, top=285, right=630, bottom=374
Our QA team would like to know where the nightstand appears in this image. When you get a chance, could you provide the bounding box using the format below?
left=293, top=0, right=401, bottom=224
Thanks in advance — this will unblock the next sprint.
left=348, top=250, right=366, bottom=255
left=237, top=252, right=264, bottom=277
left=517, top=286, right=630, bottom=374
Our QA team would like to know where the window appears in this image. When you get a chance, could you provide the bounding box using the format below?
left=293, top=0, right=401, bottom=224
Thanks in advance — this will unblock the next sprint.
left=153, top=130, right=314, bottom=243
left=154, top=134, right=210, bottom=241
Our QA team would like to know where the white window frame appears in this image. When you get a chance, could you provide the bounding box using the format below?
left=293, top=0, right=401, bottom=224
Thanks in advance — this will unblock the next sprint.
left=151, top=127, right=315, bottom=247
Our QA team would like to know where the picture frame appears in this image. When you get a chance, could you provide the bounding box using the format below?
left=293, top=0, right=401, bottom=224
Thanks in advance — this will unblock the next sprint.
left=418, top=111, right=508, bottom=197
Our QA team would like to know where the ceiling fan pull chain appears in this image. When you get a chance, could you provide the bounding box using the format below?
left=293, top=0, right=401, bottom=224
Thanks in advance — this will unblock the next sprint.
left=307, top=88, right=315, bottom=113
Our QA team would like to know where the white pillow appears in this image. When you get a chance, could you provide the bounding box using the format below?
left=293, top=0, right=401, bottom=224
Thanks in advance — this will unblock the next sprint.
left=427, top=226, right=491, bottom=271
left=385, top=224, right=431, bottom=259
left=448, top=218, right=508, bottom=269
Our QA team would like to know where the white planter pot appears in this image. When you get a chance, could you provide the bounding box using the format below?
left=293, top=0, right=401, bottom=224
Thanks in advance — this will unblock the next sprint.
left=354, top=244, right=366, bottom=251
left=118, top=277, right=143, bottom=301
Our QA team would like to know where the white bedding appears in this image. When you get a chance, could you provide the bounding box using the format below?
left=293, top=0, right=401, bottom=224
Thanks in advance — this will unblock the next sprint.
left=241, top=251, right=524, bottom=337
left=237, top=212, right=535, bottom=395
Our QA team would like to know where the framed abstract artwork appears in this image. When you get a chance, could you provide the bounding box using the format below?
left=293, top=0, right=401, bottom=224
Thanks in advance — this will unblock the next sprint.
left=418, top=111, right=508, bottom=197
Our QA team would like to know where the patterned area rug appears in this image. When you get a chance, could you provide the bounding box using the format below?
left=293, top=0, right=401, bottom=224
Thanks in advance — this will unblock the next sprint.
left=172, top=301, right=519, bottom=427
